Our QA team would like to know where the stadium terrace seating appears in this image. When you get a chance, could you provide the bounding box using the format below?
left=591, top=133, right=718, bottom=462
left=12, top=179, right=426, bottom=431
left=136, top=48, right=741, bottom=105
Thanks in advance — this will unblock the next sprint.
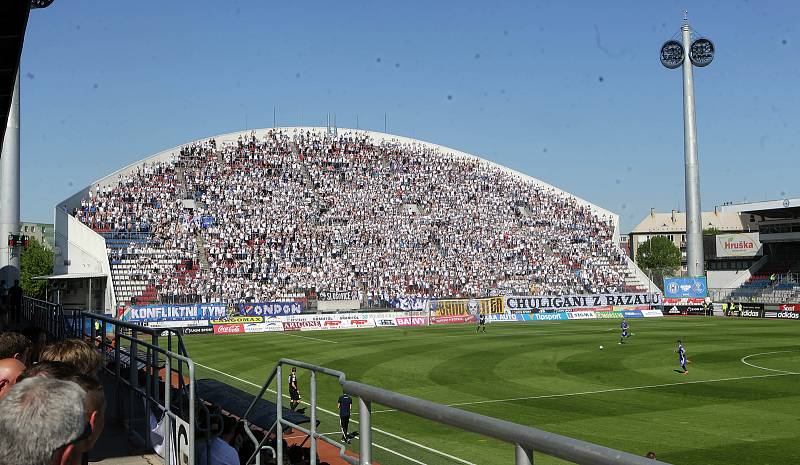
left=729, top=271, right=800, bottom=303
left=74, top=129, right=645, bottom=306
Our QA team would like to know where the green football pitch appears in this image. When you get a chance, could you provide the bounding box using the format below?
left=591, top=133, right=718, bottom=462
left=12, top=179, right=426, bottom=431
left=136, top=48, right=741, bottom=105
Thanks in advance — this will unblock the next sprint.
left=183, top=318, right=800, bottom=465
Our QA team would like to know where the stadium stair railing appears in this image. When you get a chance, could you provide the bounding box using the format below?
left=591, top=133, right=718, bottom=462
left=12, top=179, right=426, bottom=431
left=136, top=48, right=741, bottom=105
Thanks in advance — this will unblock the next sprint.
left=21, top=297, right=197, bottom=465
left=244, top=358, right=672, bottom=465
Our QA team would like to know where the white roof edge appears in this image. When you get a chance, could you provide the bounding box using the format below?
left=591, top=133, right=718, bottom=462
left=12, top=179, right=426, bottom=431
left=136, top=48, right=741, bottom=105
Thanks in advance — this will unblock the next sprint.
left=719, top=197, right=800, bottom=213
left=33, top=273, right=108, bottom=280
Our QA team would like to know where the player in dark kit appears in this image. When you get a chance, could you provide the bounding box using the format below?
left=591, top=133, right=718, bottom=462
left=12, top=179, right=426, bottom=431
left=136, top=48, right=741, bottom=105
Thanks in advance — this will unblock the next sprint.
left=288, top=367, right=301, bottom=411
left=677, top=340, right=688, bottom=374
left=619, top=319, right=629, bottom=344
left=338, top=391, right=353, bottom=443
left=476, top=314, right=486, bottom=333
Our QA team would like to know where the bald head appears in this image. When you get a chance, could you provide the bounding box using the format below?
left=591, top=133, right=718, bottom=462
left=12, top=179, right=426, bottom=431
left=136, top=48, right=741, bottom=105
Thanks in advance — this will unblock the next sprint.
left=0, top=358, right=26, bottom=400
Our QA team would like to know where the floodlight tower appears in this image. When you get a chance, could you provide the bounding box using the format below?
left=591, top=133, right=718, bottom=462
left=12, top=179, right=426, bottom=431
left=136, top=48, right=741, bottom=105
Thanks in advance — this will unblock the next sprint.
left=0, top=0, right=55, bottom=284
left=660, top=11, right=714, bottom=277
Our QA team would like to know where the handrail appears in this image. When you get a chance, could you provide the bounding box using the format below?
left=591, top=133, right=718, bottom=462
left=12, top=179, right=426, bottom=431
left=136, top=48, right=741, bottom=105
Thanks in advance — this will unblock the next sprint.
left=21, top=297, right=196, bottom=464
left=245, top=358, right=669, bottom=465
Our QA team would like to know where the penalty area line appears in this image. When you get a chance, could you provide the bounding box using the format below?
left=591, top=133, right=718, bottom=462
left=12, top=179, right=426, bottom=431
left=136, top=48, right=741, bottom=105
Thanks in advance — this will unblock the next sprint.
left=194, top=362, right=474, bottom=465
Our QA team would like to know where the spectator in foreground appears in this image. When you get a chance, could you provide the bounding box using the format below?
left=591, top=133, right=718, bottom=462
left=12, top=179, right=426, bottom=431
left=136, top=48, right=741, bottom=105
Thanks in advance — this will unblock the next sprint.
left=20, top=326, right=49, bottom=364
left=39, top=339, right=102, bottom=377
left=0, top=376, right=89, bottom=465
left=18, top=361, right=107, bottom=450
left=0, top=331, right=32, bottom=366
left=195, top=407, right=240, bottom=465
left=0, top=358, right=26, bottom=400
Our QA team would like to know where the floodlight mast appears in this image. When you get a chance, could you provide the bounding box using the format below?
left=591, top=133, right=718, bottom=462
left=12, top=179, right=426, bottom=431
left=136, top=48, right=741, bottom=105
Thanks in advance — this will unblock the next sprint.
left=0, top=1, right=56, bottom=283
left=661, top=12, right=714, bottom=277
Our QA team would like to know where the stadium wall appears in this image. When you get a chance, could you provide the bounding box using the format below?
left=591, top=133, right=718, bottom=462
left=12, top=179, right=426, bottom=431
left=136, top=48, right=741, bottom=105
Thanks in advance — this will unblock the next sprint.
left=53, top=208, right=116, bottom=311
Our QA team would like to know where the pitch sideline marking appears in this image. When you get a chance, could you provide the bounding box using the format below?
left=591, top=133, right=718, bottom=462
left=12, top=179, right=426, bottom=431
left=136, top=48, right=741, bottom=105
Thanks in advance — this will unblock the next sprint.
left=194, top=362, right=474, bottom=465
left=739, top=350, right=799, bottom=375
left=370, top=372, right=799, bottom=414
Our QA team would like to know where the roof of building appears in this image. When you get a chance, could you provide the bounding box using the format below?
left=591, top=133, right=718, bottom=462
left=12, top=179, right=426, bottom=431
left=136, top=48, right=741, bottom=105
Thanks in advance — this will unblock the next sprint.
left=630, top=209, right=758, bottom=234
left=719, top=197, right=800, bottom=219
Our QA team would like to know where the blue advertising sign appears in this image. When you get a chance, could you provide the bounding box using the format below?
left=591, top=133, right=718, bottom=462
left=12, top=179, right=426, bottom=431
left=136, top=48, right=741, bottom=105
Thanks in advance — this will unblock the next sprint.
left=622, top=310, right=644, bottom=319
left=533, top=312, right=568, bottom=321
left=122, top=303, right=227, bottom=323
left=663, top=277, right=708, bottom=298
left=239, top=302, right=303, bottom=317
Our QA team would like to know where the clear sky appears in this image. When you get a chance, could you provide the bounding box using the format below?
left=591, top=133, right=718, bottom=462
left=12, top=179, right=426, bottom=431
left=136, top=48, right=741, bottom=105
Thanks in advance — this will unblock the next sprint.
left=17, top=0, right=800, bottom=233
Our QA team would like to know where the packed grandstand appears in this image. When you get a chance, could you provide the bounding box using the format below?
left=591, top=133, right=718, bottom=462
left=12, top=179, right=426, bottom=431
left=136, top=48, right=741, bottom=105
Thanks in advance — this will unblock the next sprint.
left=68, top=128, right=649, bottom=309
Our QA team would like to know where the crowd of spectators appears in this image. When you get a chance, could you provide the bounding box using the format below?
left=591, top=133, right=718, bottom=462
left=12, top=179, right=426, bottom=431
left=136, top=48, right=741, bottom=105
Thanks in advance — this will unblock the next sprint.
left=73, top=129, right=634, bottom=305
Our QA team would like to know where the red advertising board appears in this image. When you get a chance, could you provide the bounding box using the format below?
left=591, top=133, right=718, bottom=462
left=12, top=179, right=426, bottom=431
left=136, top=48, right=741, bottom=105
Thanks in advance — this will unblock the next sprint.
left=213, top=324, right=244, bottom=335
left=396, top=316, right=428, bottom=327
left=430, top=314, right=477, bottom=325
left=663, top=298, right=705, bottom=305
left=779, top=304, right=800, bottom=312
left=282, top=321, right=322, bottom=331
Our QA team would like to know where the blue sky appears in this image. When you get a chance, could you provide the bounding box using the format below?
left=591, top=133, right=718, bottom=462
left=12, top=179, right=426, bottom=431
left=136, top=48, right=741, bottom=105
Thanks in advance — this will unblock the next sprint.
left=18, top=0, right=800, bottom=233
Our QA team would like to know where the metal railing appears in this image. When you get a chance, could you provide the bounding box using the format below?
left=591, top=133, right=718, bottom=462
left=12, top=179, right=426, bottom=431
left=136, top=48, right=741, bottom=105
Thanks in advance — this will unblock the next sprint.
left=22, top=297, right=196, bottom=465
left=243, top=358, right=670, bottom=465
left=21, top=297, right=73, bottom=339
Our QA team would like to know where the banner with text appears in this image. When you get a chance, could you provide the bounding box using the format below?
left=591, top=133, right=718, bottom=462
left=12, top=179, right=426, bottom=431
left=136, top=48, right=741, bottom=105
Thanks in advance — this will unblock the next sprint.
left=503, top=293, right=660, bottom=313
left=318, top=290, right=359, bottom=301
left=122, top=303, right=227, bottom=324
left=435, top=297, right=504, bottom=316
left=239, top=302, right=303, bottom=317
left=715, top=232, right=762, bottom=258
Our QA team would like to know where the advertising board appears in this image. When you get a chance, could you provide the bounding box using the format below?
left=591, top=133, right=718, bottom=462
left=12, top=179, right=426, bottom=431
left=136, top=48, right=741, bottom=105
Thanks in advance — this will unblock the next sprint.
left=533, top=312, right=567, bottom=321
left=641, top=309, right=664, bottom=318
left=282, top=321, right=322, bottom=331
left=243, top=322, right=284, bottom=333
left=145, top=320, right=210, bottom=329
left=487, top=314, right=523, bottom=322
left=663, top=277, right=707, bottom=299
left=715, top=232, right=762, bottom=258
left=210, top=316, right=264, bottom=325
left=182, top=326, right=214, bottom=335
left=595, top=311, right=624, bottom=319
left=213, top=324, right=244, bottom=335
left=396, top=316, right=429, bottom=327
left=566, top=311, right=596, bottom=320
left=430, top=315, right=477, bottom=325
left=661, top=305, right=704, bottom=316
left=621, top=310, right=644, bottom=319
left=762, top=310, right=800, bottom=320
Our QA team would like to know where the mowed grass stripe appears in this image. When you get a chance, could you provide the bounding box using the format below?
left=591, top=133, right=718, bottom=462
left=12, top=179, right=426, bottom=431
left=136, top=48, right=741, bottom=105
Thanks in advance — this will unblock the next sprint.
left=184, top=318, right=800, bottom=465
